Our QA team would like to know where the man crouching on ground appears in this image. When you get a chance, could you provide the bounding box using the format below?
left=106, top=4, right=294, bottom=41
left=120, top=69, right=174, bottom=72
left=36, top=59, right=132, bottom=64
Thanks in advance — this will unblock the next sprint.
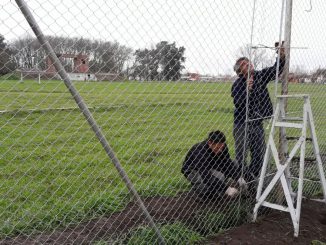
left=181, top=130, right=242, bottom=199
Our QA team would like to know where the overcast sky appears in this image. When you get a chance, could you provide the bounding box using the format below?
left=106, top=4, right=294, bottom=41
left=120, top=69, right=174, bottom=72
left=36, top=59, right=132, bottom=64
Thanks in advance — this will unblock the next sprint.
left=2, top=0, right=326, bottom=75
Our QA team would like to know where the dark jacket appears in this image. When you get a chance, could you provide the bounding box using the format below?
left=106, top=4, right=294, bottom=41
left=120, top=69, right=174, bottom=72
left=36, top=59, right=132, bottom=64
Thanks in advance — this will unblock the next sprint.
left=181, top=141, right=240, bottom=185
left=231, top=58, right=286, bottom=125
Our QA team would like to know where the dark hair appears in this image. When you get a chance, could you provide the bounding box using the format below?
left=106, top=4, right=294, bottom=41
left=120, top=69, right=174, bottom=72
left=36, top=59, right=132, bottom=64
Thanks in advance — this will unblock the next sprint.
left=233, top=57, right=249, bottom=75
left=207, top=130, right=226, bottom=144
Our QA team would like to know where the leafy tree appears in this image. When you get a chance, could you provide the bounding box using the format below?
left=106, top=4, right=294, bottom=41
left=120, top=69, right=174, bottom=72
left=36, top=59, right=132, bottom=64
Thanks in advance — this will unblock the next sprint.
left=0, top=34, right=17, bottom=75
left=311, top=68, right=326, bottom=83
left=132, top=41, right=185, bottom=81
left=157, top=41, right=186, bottom=80
left=132, top=48, right=159, bottom=80
left=0, top=35, right=6, bottom=49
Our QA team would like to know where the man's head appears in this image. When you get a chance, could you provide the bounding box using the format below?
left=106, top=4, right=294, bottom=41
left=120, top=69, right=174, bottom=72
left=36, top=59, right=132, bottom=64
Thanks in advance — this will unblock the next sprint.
left=234, top=57, right=254, bottom=76
left=207, top=130, right=226, bottom=154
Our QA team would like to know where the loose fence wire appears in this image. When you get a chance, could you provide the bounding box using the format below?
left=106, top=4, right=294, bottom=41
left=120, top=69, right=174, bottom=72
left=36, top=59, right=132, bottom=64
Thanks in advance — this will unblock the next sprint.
left=1, top=0, right=326, bottom=244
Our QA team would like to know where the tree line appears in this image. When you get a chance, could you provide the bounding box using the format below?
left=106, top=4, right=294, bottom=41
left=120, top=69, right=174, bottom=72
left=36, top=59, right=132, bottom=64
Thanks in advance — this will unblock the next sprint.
left=2, top=33, right=325, bottom=82
left=0, top=34, right=186, bottom=81
left=7, top=34, right=133, bottom=74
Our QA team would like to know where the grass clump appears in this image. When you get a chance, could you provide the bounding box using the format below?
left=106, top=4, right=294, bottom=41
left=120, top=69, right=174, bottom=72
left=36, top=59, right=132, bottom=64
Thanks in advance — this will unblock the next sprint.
left=124, top=222, right=204, bottom=245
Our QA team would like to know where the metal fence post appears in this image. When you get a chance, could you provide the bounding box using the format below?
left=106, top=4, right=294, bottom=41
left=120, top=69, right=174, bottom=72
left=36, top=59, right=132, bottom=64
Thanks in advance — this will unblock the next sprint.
left=14, top=0, right=165, bottom=244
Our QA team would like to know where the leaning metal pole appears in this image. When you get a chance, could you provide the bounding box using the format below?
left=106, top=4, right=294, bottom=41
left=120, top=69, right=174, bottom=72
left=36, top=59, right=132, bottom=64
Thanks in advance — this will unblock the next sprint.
left=14, top=0, right=165, bottom=244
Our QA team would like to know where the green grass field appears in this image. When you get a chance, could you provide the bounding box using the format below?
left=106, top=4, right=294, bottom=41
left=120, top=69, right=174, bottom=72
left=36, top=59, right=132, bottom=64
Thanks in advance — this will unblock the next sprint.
left=0, top=79, right=325, bottom=237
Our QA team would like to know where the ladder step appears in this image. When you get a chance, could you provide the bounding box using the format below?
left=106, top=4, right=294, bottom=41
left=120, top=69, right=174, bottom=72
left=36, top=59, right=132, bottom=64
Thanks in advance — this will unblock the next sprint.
left=286, top=136, right=312, bottom=141
left=262, top=201, right=289, bottom=212
left=310, top=198, right=326, bottom=203
left=281, top=117, right=303, bottom=122
left=290, top=176, right=320, bottom=182
left=292, top=156, right=316, bottom=162
left=275, top=122, right=303, bottom=129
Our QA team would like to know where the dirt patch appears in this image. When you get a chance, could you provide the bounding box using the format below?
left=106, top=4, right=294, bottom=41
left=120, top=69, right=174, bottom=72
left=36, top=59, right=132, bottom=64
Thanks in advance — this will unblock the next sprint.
left=2, top=193, right=326, bottom=244
left=1, top=192, right=227, bottom=244
left=204, top=199, right=326, bottom=245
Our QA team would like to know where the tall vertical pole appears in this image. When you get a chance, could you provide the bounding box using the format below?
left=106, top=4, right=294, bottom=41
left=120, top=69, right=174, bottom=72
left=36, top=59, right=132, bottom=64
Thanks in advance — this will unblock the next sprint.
left=283, top=0, right=293, bottom=97
left=279, top=0, right=293, bottom=162
left=277, top=0, right=293, bottom=204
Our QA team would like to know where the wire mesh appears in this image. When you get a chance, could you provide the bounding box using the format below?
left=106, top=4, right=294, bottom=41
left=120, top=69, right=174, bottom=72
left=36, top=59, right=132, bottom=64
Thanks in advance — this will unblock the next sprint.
left=1, top=0, right=326, bottom=244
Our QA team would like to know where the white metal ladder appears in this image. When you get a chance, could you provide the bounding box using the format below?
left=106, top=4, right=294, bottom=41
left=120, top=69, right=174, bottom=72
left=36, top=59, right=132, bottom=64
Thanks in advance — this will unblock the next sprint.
left=253, top=94, right=326, bottom=237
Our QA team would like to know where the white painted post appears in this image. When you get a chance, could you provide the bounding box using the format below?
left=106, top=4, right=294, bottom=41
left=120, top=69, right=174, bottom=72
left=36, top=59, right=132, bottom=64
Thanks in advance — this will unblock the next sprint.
left=294, top=98, right=308, bottom=236
left=307, top=99, right=326, bottom=202
left=20, top=72, right=23, bottom=83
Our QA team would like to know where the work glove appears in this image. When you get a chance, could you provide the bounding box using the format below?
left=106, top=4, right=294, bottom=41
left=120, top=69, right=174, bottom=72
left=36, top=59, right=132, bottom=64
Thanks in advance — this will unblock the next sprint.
left=225, top=187, right=239, bottom=198
left=237, top=177, right=248, bottom=191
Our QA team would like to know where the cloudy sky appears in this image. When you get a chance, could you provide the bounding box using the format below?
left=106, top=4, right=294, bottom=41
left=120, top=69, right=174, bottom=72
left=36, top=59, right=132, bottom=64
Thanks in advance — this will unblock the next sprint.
left=2, top=0, right=326, bottom=75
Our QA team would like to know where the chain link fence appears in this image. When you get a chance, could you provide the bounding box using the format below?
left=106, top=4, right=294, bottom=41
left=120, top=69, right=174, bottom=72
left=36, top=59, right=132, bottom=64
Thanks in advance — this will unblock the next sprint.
left=1, top=0, right=326, bottom=244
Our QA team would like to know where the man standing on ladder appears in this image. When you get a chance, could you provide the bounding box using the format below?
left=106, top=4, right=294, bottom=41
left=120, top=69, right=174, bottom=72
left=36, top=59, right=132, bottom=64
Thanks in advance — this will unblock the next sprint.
left=232, top=43, right=286, bottom=190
